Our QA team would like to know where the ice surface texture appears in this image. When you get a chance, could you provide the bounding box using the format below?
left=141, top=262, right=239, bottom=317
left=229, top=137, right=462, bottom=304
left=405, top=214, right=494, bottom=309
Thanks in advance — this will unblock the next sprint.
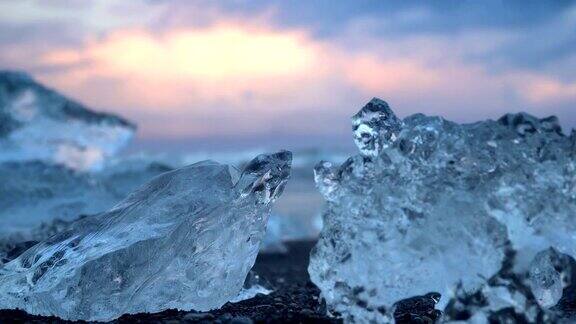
left=0, top=151, right=291, bottom=321
left=0, top=71, right=135, bottom=171
left=309, top=98, right=576, bottom=322
left=529, top=248, right=574, bottom=309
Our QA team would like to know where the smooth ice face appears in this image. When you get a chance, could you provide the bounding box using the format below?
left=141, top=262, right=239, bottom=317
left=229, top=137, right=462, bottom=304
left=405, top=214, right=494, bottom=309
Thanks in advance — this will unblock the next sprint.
left=309, top=98, right=576, bottom=322
left=0, top=71, right=135, bottom=171
left=0, top=151, right=291, bottom=321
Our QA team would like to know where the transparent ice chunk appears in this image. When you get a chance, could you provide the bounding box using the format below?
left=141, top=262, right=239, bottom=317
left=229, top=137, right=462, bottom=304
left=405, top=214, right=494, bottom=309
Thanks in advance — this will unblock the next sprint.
left=0, top=151, right=291, bottom=321
left=309, top=98, right=576, bottom=322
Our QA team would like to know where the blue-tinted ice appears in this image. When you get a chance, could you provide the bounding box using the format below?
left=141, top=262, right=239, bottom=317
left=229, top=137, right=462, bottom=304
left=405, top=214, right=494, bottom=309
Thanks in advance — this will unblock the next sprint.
left=0, top=151, right=291, bottom=321
left=0, top=71, right=135, bottom=171
left=309, top=98, right=576, bottom=322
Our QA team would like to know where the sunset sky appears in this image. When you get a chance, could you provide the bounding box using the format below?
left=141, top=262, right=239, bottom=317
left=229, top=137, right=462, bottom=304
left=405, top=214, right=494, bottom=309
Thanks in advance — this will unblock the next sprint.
left=1, top=0, right=575, bottom=152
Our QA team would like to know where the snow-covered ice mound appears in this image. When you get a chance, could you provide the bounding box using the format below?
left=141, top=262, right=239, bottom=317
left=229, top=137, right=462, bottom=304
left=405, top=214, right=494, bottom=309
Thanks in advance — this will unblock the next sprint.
left=0, top=71, right=135, bottom=171
left=309, top=98, right=576, bottom=323
left=0, top=151, right=291, bottom=321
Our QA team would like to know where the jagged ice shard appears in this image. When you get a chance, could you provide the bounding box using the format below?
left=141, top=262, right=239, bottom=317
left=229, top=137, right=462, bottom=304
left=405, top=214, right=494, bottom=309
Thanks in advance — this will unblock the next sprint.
left=0, top=71, right=135, bottom=171
left=309, top=98, right=576, bottom=322
left=0, top=151, right=291, bottom=321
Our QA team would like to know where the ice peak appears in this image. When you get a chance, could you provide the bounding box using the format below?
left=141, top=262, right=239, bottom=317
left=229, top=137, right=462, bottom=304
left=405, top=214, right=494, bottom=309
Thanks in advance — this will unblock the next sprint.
left=237, top=150, right=292, bottom=204
left=351, top=98, right=403, bottom=157
left=365, top=97, right=392, bottom=110
left=352, top=98, right=396, bottom=122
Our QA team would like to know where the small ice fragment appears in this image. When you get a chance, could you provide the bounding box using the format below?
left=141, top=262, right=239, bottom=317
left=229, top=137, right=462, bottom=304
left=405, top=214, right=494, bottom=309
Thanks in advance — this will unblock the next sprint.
left=529, top=248, right=574, bottom=308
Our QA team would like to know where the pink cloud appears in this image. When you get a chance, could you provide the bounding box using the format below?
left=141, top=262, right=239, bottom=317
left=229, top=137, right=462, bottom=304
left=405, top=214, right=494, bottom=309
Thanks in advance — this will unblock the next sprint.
left=518, top=75, right=576, bottom=105
left=6, top=20, right=572, bottom=141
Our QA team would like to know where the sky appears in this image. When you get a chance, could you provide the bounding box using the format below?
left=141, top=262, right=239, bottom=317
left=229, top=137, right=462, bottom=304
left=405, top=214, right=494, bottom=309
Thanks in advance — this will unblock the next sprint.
left=1, top=0, right=575, bottom=152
